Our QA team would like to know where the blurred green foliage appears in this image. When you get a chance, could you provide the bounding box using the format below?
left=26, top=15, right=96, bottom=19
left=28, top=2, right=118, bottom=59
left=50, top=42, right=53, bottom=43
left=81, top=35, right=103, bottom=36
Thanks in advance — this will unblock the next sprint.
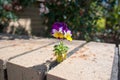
left=41, top=0, right=120, bottom=43
left=0, top=0, right=119, bottom=43
left=42, top=0, right=104, bottom=41
left=102, top=0, right=120, bottom=44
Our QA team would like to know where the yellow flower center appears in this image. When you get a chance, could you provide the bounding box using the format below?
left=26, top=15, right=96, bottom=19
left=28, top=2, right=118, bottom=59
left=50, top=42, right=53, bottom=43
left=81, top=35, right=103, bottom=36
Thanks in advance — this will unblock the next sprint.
left=53, top=32, right=64, bottom=39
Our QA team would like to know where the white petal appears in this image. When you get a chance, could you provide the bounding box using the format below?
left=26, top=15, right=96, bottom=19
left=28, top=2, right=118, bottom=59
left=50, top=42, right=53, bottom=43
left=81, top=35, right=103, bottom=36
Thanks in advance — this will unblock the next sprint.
left=59, top=27, right=63, bottom=32
left=52, top=29, right=57, bottom=33
left=67, top=30, right=72, bottom=36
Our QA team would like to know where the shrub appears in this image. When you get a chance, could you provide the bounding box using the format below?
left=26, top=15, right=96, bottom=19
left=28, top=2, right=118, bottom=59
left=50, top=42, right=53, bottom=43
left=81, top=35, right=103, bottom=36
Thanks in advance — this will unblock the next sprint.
left=40, top=0, right=104, bottom=41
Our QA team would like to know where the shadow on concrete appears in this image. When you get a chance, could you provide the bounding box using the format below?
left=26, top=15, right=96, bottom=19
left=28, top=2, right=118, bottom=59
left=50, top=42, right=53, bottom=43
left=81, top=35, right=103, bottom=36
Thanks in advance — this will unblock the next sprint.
left=110, top=46, right=119, bottom=80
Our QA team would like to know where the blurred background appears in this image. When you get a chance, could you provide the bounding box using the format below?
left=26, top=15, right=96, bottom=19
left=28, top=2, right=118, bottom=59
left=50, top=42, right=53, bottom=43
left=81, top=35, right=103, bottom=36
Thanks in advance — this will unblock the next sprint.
left=0, top=0, right=120, bottom=45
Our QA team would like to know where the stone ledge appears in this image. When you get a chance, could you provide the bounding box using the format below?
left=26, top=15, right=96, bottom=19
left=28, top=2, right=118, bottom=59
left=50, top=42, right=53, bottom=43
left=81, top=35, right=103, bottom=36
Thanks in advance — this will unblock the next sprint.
left=0, top=38, right=57, bottom=80
left=7, top=40, right=85, bottom=80
left=47, top=42, right=118, bottom=80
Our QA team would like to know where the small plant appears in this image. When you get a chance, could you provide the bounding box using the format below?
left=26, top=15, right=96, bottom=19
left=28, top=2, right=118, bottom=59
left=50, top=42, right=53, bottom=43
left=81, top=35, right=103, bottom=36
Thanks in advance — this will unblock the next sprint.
left=51, top=22, right=72, bottom=63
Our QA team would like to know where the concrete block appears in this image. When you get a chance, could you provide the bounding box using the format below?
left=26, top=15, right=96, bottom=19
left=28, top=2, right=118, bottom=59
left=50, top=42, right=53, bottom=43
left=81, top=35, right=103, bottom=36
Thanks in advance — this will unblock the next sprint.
left=47, top=42, right=118, bottom=80
left=7, top=40, right=86, bottom=80
left=0, top=40, right=22, bottom=49
left=0, top=38, right=57, bottom=80
left=0, top=39, right=31, bottom=80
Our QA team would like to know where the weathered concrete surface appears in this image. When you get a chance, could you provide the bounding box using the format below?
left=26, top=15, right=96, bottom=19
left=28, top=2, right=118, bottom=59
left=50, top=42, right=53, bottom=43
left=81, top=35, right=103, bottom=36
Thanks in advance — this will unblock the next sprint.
left=0, top=40, right=23, bottom=49
left=0, top=39, right=32, bottom=80
left=7, top=40, right=85, bottom=80
left=47, top=42, right=117, bottom=80
left=0, top=38, right=57, bottom=80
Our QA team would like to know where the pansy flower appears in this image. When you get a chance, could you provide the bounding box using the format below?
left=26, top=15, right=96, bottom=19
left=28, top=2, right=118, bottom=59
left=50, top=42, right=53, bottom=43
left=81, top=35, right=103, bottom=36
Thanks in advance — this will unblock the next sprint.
left=52, top=22, right=72, bottom=41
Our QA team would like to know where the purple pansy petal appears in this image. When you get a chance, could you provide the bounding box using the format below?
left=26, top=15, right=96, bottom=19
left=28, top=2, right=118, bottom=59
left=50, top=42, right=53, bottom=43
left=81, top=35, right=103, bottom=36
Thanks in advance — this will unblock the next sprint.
left=52, top=24, right=58, bottom=31
left=52, top=22, right=68, bottom=33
